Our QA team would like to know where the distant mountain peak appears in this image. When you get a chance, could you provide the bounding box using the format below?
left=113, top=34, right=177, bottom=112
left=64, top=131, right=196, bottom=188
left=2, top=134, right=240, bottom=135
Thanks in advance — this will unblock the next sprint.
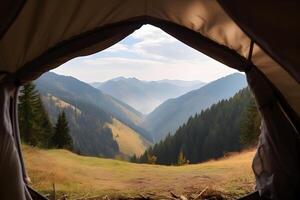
left=110, top=76, right=127, bottom=81
left=110, top=77, right=141, bottom=83
left=141, top=72, right=247, bottom=142
left=97, top=77, right=206, bottom=114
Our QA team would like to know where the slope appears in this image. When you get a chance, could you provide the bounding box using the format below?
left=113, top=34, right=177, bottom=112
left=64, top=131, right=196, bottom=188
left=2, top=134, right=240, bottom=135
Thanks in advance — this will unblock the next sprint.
left=36, top=72, right=152, bottom=142
left=141, top=73, right=247, bottom=141
left=107, top=118, right=151, bottom=157
left=138, top=88, right=253, bottom=165
left=41, top=93, right=119, bottom=157
left=42, top=93, right=150, bottom=158
left=23, top=145, right=255, bottom=199
left=96, top=77, right=205, bottom=114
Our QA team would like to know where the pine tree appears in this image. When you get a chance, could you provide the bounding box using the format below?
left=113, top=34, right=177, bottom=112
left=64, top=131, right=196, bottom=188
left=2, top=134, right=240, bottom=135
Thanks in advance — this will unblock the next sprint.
left=138, top=150, right=149, bottom=163
left=130, top=154, right=138, bottom=163
left=52, top=111, right=73, bottom=149
left=240, top=99, right=261, bottom=147
left=18, top=83, right=53, bottom=147
left=177, top=150, right=186, bottom=166
left=19, top=83, right=40, bottom=145
left=35, top=95, right=54, bottom=147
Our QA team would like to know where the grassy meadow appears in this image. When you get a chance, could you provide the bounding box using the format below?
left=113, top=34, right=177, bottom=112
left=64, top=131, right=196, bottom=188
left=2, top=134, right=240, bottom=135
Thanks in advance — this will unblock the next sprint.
left=23, top=145, right=255, bottom=199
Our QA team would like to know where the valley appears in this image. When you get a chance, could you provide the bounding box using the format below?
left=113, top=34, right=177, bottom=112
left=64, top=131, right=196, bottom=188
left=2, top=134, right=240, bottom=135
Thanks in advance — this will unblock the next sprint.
left=91, top=77, right=205, bottom=114
left=141, top=73, right=247, bottom=141
left=35, top=72, right=247, bottom=159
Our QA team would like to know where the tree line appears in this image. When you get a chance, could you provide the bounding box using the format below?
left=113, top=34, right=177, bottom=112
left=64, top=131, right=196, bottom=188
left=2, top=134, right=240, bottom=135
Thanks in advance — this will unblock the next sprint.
left=131, top=87, right=261, bottom=165
left=18, top=83, right=72, bottom=149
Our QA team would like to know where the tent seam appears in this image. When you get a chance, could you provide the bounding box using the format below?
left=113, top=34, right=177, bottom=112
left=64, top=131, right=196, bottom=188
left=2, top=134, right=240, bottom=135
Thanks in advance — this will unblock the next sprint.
left=217, top=0, right=300, bottom=84
left=9, top=16, right=247, bottom=83
left=145, top=0, right=148, bottom=15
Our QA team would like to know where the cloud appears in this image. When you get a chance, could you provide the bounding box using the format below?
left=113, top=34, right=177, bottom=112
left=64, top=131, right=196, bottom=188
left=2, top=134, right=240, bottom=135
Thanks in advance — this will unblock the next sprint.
left=84, top=57, right=160, bottom=66
left=130, top=25, right=175, bottom=43
left=103, top=25, right=200, bottom=61
left=53, top=25, right=239, bottom=82
left=105, top=43, right=128, bottom=52
left=130, top=25, right=202, bottom=61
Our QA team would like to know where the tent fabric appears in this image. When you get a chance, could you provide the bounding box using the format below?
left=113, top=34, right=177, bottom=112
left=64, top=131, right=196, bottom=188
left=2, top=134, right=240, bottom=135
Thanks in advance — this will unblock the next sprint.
left=238, top=191, right=269, bottom=200
left=27, top=186, right=47, bottom=200
left=0, top=0, right=299, bottom=118
left=246, top=67, right=300, bottom=199
left=0, top=0, right=25, bottom=39
left=0, top=82, right=31, bottom=200
left=10, top=18, right=144, bottom=83
left=0, top=1, right=299, bottom=199
left=218, top=0, right=300, bottom=83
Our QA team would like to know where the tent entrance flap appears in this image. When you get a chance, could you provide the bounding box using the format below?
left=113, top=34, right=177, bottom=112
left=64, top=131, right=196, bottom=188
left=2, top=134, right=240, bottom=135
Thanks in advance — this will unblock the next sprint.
left=0, top=1, right=299, bottom=200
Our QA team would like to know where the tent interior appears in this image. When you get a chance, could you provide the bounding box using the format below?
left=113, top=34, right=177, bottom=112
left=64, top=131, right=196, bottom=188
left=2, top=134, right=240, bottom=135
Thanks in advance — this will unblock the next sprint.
left=0, top=1, right=299, bottom=199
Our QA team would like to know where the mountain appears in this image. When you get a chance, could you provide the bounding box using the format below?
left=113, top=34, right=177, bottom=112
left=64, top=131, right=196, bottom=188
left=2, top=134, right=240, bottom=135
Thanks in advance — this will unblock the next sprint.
left=136, top=88, right=253, bottom=165
left=90, top=82, right=102, bottom=88
left=41, top=94, right=119, bottom=157
left=94, top=77, right=205, bottom=114
left=42, top=94, right=150, bottom=158
left=141, top=73, right=247, bottom=142
left=37, top=73, right=143, bottom=122
left=35, top=72, right=152, bottom=139
left=157, top=79, right=203, bottom=88
left=35, top=72, right=152, bottom=157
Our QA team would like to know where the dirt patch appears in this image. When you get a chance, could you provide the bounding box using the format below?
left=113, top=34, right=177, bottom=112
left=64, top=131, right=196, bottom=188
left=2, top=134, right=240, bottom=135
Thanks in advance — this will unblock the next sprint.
left=54, top=188, right=230, bottom=200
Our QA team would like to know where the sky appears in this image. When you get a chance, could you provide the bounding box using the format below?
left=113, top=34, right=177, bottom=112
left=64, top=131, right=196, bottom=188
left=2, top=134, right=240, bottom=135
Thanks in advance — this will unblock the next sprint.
left=52, top=25, right=238, bottom=83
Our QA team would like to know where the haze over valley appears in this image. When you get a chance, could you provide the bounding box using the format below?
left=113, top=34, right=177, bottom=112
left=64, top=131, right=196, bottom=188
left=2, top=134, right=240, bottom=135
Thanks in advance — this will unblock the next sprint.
left=35, top=72, right=247, bottom=157
left=91, top=77, right=205, bottom=114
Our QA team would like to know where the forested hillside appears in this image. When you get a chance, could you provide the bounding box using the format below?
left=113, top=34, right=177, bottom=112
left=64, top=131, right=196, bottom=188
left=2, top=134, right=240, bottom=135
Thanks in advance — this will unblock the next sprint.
left=135, top=88, right=260, bottom=165
left=35, top=72, right=151, bottom=158
left=141, top=73, right=247, bottom=141
left=42, top=94, right=120, bottom=157
left=36, top=72, right=152, bottom=142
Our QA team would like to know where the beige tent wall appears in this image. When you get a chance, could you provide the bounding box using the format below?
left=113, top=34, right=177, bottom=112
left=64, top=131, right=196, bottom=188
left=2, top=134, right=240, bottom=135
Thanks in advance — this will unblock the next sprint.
left=252, top=46, right=300, bottom=115
left=218, top=0, right=300, bottom=82
left=0, top=0, right=146, bottom=74
left=0, top=0, right=299, bottom=199
left=0, top=0, right=299, bottom=118
left=148, top=0, right=300, bottom=116
left=247, top=67, right=300, bottom=199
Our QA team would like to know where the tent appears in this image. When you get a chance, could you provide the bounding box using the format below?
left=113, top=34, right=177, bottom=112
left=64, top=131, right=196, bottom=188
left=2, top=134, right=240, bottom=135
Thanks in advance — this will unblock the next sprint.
left=0, top=1, right=299, bottom=199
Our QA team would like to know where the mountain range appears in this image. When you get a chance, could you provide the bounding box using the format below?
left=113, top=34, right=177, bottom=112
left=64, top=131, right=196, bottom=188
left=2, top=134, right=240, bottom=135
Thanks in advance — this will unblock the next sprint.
left=36, top=72, right=151, bottom=158
left=35, top=72, right=247, bottom=158
left=91, top=77, right=205, bottom=114
left=141, top=73, right=247, bottom=141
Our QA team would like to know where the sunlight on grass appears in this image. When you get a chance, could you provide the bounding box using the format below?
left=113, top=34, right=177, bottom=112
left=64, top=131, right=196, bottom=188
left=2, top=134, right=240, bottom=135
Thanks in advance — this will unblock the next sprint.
left=107, top=118, right=150, bottom=157
left=23, top=145, right=255, bottom=199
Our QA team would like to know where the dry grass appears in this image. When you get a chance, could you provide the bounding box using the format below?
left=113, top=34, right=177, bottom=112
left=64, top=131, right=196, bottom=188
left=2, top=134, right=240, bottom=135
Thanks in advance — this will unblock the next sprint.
left=106, top=118, right=150, bottom=157
left=23, top=146, right=255, bottom=199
